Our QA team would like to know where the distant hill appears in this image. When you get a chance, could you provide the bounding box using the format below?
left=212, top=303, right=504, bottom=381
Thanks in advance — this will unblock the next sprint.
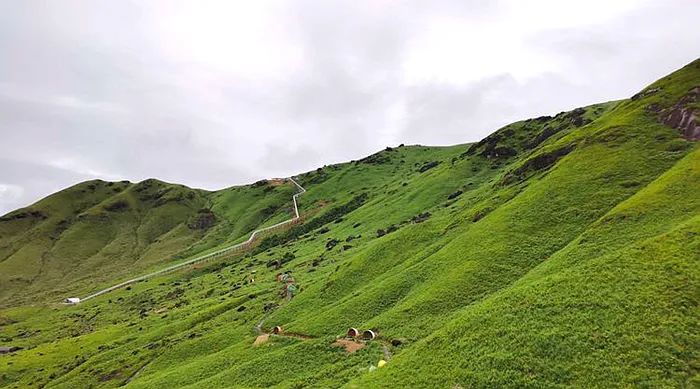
left=0, top=59, right=697, bottom=388
left=0, top=178, right=295, bottom=306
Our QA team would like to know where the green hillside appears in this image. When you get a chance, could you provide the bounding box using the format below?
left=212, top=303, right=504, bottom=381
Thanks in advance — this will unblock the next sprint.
left=0, top=179, right=295, bottom=307
left=0, top=59, right=697, bottom=388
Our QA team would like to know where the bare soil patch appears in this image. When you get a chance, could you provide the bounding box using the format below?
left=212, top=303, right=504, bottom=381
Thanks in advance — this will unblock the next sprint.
left=332, top=339, right=365, bottom=353
left=253, top=334, right=270, bottom=346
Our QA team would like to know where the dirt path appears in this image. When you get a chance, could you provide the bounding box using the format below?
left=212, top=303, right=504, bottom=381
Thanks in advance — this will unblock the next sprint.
left=124, top=360, right=151, bottom=385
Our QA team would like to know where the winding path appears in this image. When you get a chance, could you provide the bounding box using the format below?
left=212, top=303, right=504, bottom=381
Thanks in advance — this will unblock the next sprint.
left=72, top=177, right=306, bottom=302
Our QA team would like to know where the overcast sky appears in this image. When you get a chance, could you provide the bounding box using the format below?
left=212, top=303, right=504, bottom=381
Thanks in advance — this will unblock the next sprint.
left=1, top=0, right=698, bottom=215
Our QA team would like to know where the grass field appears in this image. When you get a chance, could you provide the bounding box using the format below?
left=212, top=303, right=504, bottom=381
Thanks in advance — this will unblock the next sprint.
left=0, top=59, right=697, bottom=388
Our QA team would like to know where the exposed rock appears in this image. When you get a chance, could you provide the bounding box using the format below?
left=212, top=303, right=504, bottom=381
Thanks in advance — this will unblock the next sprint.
left=631, top=86, right=661, bottom=100
left=646, top=103, right=662, bottom=113
left=418, top=161, right=440, bottom=173
left=188, top=209, right=217, bottom=230
left=447, top=190, right=463, bottom=200
left=659, top=86, right=700, bottom=140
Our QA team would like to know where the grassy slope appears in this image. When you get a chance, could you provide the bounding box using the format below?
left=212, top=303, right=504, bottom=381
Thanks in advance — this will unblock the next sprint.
left=0, top=179, right=295, bottom=307
left=0, top=60, right=697, bottom=388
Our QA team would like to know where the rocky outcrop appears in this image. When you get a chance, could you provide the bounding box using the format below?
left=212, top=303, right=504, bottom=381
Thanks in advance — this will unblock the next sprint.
left=187, top=209, right=216, bottom=230
left=660, top=87, right=699, bottom=140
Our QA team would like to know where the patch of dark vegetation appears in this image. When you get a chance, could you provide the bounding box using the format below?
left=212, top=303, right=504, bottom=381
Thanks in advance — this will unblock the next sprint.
left=317, top=227, right=330, bottom=234
left=0, top=209, right=48, bottom=222
left=300, top=168, right=330, bottom=186
left=501, top=144, right=575, bottom=185
left=263, top=302, right=279, bottom=313
left=526, top=108, right=590, bottom=149
left=620, top=180, right=641, bottom=188
left=526, top=126, right=560, bottom=149
left=251, top=179, right=269, bottom=188
left=104, top=200, right=129, bottom=212
left=50, top=219, right=73, bottom=240
left=165, top=287, right=185, bottom=300
left=411, top=212, right=431, bottom=223
left=463, top=107, right=593, bottom=161
left=565, top=107, right=589, bottom=127
left=156, top=190, right=195, bottom=207
left=356, top=151, right=390, bottom=165
left=254, top=193, right=369, bottom=254
left=325, top=239, right=340, bottom=250
left=266, top=252, right=295, bottom=269
left=462, top=130, right=520, bottom=159
left=260, top=204, right=279, bottom=219
left=98, top=369, right=123, bottom=382
left=377, top=224, right=399, bottom=238
left=447, top=190, right=463, bottom=200
left=345, top=234, right=361, bottom=242
left=472, top=207, right=492, bottom=222
left=188, top=209, right=217, bottom=230
left=418, top=161, right=440, bottom=173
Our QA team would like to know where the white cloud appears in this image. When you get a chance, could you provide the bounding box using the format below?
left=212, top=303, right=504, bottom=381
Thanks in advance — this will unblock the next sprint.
left=0, top=0, right=698, bottom=214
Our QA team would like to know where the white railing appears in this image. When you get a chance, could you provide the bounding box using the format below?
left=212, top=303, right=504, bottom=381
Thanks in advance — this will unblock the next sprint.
left=73, top=177, right=306, bottom=302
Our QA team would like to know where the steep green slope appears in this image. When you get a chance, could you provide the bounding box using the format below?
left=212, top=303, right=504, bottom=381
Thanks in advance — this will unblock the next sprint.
left=0, top=59, right=697, bottom=389
left=356, top=146, right=700, bottom=388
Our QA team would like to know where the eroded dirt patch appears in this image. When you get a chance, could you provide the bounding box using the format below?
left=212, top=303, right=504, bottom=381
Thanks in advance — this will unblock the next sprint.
left=253, top=334, right=270, bottom=346
left=332, top=339, right=365, bottom=353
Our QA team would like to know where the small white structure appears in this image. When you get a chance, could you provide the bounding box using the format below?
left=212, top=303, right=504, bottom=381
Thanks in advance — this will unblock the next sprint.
left=64, top=297, right=81, bottom=304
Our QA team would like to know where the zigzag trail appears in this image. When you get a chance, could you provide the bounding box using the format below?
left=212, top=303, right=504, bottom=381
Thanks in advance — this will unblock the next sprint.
left=73, top=177, right=306, bottom=302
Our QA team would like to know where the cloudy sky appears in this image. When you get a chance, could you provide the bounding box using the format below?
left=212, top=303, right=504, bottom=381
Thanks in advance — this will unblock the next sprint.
left=1, top=0, right=698, bottom=214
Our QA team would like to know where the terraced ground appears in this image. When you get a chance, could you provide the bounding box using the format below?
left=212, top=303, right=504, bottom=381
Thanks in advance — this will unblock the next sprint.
left=0, top=59, right=698, bottom=388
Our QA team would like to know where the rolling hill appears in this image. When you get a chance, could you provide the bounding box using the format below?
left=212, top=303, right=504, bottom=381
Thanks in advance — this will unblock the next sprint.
left=0, top=59, right=697, bottom=388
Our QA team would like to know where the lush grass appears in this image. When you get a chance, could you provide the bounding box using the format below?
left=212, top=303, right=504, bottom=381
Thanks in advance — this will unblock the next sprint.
left=0, top=59, right=697, bottom=388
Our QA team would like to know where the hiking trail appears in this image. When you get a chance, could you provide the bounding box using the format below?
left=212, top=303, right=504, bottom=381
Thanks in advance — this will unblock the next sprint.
left=69, top=177, right=306, bottom=303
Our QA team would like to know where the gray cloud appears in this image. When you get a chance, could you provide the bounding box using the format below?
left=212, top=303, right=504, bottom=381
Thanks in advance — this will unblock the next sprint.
left=1, top=0, right=699, bottom=215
